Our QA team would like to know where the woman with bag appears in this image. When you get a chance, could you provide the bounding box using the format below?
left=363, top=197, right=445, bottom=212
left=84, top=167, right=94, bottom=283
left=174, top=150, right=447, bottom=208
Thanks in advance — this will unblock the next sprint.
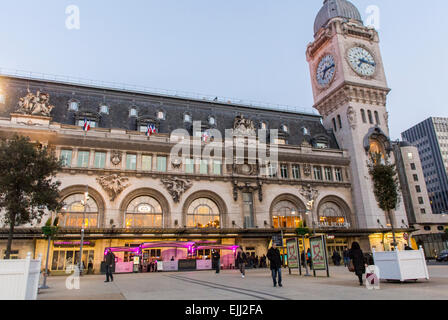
left=348, top=242, right=367, bottom=286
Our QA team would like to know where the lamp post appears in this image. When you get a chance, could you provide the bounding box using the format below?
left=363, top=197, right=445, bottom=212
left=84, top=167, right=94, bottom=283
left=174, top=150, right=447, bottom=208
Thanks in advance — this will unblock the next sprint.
left=79, top=186, right=89, bottom=276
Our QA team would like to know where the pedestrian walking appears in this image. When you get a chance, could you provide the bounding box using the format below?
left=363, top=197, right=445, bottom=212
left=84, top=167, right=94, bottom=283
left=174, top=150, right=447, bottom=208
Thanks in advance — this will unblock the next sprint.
left=343, top=248, right=350, bottom=267
left=332, top=250, right=341, bottom=266
left=306, top=248, right=312, bottom=269
left=212, top=250, right=221, bottom=274
left=267, top=243, right=282, bottom=287
left=348, top=242, right=367, bottom=286
left=236, top=250, right=247, bottom=278
left=104, top=249, right=115, bottom=283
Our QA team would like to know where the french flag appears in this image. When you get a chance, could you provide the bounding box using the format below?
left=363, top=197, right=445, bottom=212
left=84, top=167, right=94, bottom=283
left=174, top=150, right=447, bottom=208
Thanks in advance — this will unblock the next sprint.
left=83, top=118, right=91, bottom=132
left=146, top=124, right=157, bottom=136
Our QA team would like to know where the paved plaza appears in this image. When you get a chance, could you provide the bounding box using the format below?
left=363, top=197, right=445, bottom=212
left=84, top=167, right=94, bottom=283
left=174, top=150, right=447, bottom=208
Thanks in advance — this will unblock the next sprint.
left=37, top=265, right=448, bottom=300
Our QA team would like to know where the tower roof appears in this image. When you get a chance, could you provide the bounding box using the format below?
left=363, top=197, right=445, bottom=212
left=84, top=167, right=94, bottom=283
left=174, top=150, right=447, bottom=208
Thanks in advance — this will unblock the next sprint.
left=314, top=0, right=363, bottom=35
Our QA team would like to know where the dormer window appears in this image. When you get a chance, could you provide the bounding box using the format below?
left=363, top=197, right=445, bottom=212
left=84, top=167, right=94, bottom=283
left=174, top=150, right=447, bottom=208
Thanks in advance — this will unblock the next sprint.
left=157, top=110, right=165, bottom=120
left=281, top=124, right=288, bottom=133
left=68, top=101, right=79, bottom=111
left=184, top=113, right=192, bottom=123
left=99, top=104, right=109, bottom=114
left=260, top=122, right=267, bottom=130
left=209, top=116, right=216, bottom=126
left=129, top=107, right=138, bottom=118
left=302, top=127, right=310, bottom=136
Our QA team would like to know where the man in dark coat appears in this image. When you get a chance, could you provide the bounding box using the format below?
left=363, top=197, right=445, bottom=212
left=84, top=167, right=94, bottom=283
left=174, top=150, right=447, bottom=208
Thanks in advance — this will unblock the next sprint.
left=212, top=250, right=221, bottom=274
left=332, top=250, right=341, bottom=266
left=104, top=249, right=116, bottom=283
left=348, top=242, right=366, bottom=286
left=236, top=250, right=247, bottom=278
left=267, top=243, right=282, bottom=287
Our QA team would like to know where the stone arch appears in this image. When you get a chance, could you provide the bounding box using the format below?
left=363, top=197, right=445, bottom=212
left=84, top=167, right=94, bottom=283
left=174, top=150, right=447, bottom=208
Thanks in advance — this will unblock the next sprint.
left=269, top=194, right=307, bottom=228
left=316, top=195, right=353, bottom=227
left=59, top=185, right=106, bottom=228
left=119, top=188, right=171, bottom=228
left=182, top=190, right=228, bottom=228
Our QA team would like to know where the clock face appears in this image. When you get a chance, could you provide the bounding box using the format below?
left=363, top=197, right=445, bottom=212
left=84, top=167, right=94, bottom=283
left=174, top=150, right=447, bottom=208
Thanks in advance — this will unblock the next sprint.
left=347, top=47, right=376, bottom=76
left=316, top=55, right=336, bottom=87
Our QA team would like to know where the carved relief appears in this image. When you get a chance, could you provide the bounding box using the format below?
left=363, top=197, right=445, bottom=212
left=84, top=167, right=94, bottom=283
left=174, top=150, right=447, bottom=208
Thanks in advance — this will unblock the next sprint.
left=16, top=89, right=55, bottom=117
left=97, top=174, right=130, bottom=201
left=161, top=177, right=192, bottom=203
left=347, top=106, right=357, bottom=130
left=299, top=184, right=319, bottom=211
left=303, top=164, right=312, bottom=177
left=171, top=157, right=182, bottom=169
left=232, top=179, right=263, bottom=202
left=110, top=151, right=122, bottom=166
left=233, top=115, right=256, bottom=136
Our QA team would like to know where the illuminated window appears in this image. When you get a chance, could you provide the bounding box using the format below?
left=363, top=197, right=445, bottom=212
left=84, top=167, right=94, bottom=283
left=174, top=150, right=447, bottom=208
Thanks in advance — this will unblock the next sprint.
left=125, top=196, right=163, bottom=228
left=187, top=198, right=220, bottom=229
left=58, top=194, right=99, bottom=228
left=272, top=201, right=302, bottom=229
left=318, top=202, right=347, bottom=227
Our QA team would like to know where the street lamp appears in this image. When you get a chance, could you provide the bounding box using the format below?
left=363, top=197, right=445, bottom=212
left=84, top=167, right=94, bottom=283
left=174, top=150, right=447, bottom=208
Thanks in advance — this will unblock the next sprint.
left=78, top=186, right=89, bottom=276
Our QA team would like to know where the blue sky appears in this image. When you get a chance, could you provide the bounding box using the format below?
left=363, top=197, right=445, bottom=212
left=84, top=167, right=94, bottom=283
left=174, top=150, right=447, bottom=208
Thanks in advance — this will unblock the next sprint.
left=0, top=0, right=447, bottom=139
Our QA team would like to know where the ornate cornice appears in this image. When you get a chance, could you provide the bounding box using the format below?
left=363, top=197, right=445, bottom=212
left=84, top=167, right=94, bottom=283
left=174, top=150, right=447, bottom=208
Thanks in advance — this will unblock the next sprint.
left=314, top=82, right=390, bottom=117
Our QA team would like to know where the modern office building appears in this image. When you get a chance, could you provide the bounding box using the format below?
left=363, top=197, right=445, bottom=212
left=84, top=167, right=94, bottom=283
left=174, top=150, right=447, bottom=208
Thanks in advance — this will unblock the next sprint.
left=393, top=142, right=448, bottom=257
left=402, top=117, right=448, bottom=214
left=0, top=0, right=413, bottom=273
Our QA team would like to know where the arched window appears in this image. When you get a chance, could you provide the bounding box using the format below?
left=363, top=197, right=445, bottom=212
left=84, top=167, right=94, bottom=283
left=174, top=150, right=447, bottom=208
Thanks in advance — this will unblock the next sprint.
left=187, top=198, right=220, bottom=229
left=374, top=111, right=380, bottom=125
left=58, top=194, right=99, bottom=228
left=125, top=196, right=163, bottom=228
left=361, top=109, right=367, bottom=123
left=318, top=202, right=347, bottom=227
left=368, top=110, right=373, bottom=124
left=332, top=118, right=337, bottom=131
left=369, top=138, right=386, bottom=163
left=272, top=200, right=302, bottom=229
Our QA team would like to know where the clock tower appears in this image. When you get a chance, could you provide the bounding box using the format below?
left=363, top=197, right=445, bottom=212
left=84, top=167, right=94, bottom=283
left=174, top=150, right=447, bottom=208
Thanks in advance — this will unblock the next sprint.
left=306, top=0, right=409, bottom=234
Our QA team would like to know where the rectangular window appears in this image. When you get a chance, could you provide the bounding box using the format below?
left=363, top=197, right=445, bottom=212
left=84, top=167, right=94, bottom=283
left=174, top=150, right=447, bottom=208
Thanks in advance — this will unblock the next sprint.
left=142, top=155, right=152, bottom=171
left=420, top=208, right=426, bottom=214
left=416, top=185, right=421, bottom=193
left=313, top=166, right=323, bottom=180
left=243, top=193, right=254, bottom=228
left=213, top=160, right=222, bottom=175
left=77, top=151, right=90, bottom=168
left=280, top=164, right=288, bottom=179
left=410, top=163, right=416, bottom=170
left=413, top=174, right=419, bottom=182
left=60, top=149, right=72, bottom=168
left=200, top=159, right=208, bottom=175
left=335, top=168, right=343, bottom=182
left=268, top=163, right=278, bottom=178
left=418, top=197, right=424, bottom=205
left=324, top=167, right=333, bottom=181
left=94, top=152, right=106, bottom=169
left=157, top=156, right=167, bottom=172
left=292, top=165, right=301, bottom=180
left=126, top=154, right=137, bottom=170
left=185, top=158, right=194, bottom=174
left=78, top=120, right=97, bottom=128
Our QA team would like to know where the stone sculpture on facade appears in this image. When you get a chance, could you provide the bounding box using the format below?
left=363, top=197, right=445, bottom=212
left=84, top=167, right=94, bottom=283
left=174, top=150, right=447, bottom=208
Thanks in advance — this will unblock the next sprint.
left=347, top=106, right=357, bottom=130
left=16, top=89, right=55, bottom=117
left=161, top=177, right=192, bottom=203
left=303, top=164, right=312, bottom=177
left=110, top=151, right=122, bottom=166
left=97, top=174, right=130, bottom=201
left=233, top=115, right=256, bottom=136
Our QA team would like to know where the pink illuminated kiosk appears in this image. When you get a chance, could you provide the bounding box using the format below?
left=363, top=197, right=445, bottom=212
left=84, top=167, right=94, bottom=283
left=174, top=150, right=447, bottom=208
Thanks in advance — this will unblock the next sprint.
left=104, top=241, right=239, bottom=273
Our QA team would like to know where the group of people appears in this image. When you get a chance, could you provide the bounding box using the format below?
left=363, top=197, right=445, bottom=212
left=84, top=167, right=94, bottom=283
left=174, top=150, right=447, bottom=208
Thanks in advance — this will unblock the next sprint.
left=104, top=242, right=389, bottom=287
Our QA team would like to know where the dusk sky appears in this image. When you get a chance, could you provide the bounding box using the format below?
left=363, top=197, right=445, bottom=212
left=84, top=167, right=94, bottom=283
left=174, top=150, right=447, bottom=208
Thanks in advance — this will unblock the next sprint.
left=0, top=0, right=447, bottom=139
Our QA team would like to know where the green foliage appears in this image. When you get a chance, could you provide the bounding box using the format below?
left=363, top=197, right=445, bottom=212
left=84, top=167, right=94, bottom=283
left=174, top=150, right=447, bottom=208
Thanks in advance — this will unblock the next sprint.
left=296, top=221, right=310, bottom=236
left=367, top=152, right=400, bottom=212
left=0, top=135, right=63, bottom=257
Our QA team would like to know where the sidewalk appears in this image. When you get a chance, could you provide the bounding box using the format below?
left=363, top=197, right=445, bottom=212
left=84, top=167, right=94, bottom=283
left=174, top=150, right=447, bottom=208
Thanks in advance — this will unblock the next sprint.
left=37, top=265, right=448, bottom=300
